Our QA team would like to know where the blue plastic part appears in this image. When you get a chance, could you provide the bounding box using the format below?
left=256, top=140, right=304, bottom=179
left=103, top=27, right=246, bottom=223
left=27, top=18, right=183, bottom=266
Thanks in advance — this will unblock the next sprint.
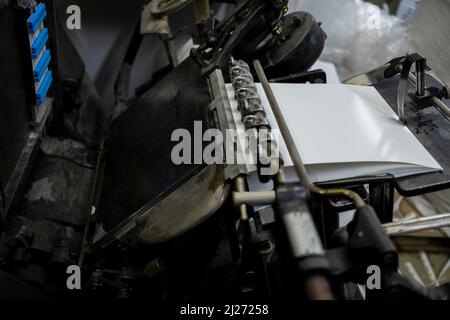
left=27, top=3, right=47, bottom=34
left=34, top=50, right=51, bottom=82
left=36, top=70, right=53, bottom=105
left=31, top=28, right=48, bottom=59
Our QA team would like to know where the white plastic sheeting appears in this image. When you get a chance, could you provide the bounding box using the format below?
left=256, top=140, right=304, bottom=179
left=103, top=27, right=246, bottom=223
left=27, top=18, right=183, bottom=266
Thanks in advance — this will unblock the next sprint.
left=397, top=0, right=421, bottom=23
left=289, top=0, right=412, bottom=79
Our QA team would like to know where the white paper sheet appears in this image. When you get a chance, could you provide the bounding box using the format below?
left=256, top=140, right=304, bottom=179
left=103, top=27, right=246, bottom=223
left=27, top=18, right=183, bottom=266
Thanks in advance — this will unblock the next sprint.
left=311, top=60, right=341, bottom=84
left=227, top=83, right=442, bottom=182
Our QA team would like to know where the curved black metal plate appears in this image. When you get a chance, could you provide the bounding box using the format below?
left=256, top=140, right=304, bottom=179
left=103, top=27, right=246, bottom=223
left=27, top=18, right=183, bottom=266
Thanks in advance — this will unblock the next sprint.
left=98, top=58, right=212, bottom=231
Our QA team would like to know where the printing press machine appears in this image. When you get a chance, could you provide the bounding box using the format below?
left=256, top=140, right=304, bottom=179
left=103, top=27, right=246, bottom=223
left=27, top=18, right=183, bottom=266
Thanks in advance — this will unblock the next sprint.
left=1, top=0, right=450, bottom=300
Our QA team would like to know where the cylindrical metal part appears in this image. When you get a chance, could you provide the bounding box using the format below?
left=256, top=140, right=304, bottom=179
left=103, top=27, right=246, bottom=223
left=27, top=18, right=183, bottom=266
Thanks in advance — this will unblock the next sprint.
left=235, top=176, right=248, bottom=220
left=384, top=213, right=450, bottom=236
left=283, top=209, right=325, bottom=257
left=408, top=73, right=450, bottom=121
left=415, top=59, right=426, bottom=96
left=432, top=96, right=450, bottom=121
left=233, top=191, right=276, bottom=206
left=194, top=0, right=210, bottom=23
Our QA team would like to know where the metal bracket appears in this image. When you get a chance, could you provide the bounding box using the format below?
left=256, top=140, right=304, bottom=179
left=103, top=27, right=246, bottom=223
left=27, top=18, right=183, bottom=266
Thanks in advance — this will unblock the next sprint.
left=208, top=68, right=256, bottom=180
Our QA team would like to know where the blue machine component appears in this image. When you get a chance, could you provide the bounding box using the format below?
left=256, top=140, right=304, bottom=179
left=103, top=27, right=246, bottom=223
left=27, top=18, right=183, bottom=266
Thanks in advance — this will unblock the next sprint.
left=27, top=2, right=52, bottom=106
left=31, top=28, right=48, bottom=59
left=27, top=3, right=47, bottom=34
left=34, top=49, right=51, bottom=82
left=36, top=71, right=53, bottom=106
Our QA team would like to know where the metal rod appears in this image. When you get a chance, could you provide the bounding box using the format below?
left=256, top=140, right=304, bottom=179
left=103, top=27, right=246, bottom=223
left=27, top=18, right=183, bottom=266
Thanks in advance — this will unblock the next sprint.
left=383, top=213, right=450, bottom=236
left=415, top=60, right=426, bottom=96
left=233, top=191, right=276, bottom=206
left=432, top=96, right=450, bottom=120
left=253, top=60, right=366, bottom=208
left=235, top=176, right=249, bottom=220
left=193, top=0, right=210, bottom=23
left=408, top=73, right=450, bottom=121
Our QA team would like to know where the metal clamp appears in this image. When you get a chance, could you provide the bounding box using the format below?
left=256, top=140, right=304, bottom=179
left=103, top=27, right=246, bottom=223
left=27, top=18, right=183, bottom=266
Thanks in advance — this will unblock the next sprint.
left=229, top=58, right=280, bottom=181
left=243, top=115, right=270, bottom=129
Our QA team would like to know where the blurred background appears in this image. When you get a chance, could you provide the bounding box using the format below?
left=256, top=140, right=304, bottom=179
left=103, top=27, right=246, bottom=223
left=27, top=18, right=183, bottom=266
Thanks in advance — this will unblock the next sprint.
left=290, top=0, right=450, bottom=84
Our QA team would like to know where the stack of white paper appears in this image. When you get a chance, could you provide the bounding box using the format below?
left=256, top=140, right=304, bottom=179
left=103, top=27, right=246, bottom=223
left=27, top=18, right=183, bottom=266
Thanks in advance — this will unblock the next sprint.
left=227, top=83, right=442, bottom=183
